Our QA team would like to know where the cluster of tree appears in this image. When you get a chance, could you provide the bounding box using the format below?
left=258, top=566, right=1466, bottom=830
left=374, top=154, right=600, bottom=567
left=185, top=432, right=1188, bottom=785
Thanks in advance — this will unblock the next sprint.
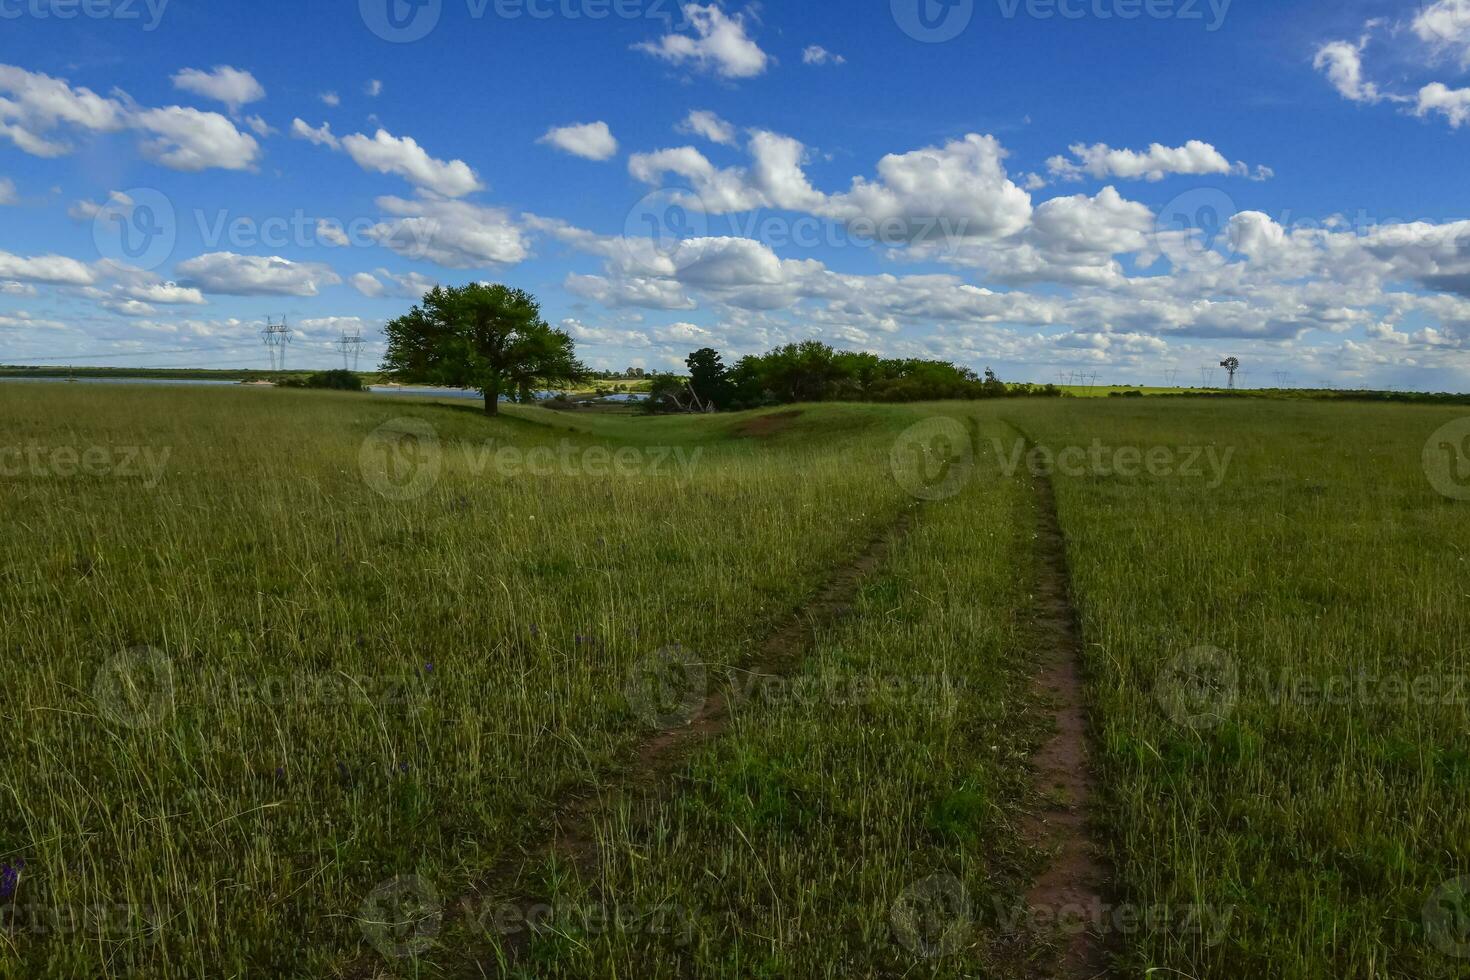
left=644, top=342, right=1062, bottom=413
left=379, top=284, right=1062, bottom=416
left=277, top=369, right=366, bottom=391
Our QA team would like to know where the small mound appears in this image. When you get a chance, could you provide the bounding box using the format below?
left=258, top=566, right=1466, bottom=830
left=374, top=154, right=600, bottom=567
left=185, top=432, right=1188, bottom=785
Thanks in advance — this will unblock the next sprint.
left=734, top=409, right=803, bottom=438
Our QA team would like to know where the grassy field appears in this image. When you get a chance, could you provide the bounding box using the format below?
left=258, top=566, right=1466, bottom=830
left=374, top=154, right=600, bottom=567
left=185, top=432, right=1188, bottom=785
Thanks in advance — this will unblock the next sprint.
left=1, top=384, right=1468, bottom=977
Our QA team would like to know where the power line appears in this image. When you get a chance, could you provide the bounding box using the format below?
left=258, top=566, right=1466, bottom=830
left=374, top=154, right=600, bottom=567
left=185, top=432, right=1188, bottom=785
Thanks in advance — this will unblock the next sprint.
left=262, top=316, right=292, bottom=372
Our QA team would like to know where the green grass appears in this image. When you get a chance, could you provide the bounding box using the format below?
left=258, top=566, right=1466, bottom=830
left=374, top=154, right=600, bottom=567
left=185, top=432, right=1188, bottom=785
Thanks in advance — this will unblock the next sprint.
left=0, top=385, right=917, bottom=976
left=1001, top=397, right=1470, bottom=979
left=2, top=385, right=1468, bottom=978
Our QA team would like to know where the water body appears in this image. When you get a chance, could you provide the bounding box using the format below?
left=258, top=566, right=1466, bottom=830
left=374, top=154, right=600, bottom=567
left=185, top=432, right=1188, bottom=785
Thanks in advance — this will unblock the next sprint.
left=0, top=377, right=645, bottom=402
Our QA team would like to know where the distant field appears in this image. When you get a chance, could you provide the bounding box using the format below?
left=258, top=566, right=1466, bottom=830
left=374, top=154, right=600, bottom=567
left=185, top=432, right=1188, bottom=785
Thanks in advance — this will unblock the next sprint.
left=1, top=384, right=1467, bottom=977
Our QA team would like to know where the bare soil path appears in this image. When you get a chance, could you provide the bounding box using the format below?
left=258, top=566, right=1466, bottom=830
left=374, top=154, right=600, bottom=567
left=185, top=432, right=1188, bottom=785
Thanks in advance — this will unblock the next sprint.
left=1015, top=434, right=1110, bottom=979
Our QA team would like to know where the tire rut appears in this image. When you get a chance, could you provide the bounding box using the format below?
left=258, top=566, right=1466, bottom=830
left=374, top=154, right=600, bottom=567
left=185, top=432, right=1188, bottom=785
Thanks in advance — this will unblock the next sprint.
left=1009, top=424, right=1109, bottom=979
left=459, top=506, right=919, bottom=975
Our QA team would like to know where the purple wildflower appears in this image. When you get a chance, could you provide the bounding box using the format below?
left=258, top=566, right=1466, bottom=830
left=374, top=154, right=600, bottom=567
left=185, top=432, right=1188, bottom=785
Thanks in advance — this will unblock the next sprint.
left=0, top=860, right=24, bottom=901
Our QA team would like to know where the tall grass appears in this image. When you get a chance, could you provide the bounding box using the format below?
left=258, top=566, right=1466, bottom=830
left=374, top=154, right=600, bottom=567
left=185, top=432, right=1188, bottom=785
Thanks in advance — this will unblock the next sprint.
left=0, top=385, right=914, bottom=977
left=1005, top=397, right=1470, bottom=979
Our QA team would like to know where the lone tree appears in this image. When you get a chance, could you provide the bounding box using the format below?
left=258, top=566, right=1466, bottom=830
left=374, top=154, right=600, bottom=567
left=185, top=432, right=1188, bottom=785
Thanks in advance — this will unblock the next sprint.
left=686, top=347, right=733, bottom=411
left=382, top=284, right=585, bottom=416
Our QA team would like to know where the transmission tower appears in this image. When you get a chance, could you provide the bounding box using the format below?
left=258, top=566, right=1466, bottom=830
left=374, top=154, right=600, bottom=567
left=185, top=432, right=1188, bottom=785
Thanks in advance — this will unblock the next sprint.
left=337, top=328, right=364, bottom=371
left=1164, top=368, right=1180, bottom=386
left=262, top=316, right=292, bottom=372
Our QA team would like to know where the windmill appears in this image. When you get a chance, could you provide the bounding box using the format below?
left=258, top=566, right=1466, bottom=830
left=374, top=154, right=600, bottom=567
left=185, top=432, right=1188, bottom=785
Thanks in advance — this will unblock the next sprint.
left=1220, top=356, right=1240, bottom=389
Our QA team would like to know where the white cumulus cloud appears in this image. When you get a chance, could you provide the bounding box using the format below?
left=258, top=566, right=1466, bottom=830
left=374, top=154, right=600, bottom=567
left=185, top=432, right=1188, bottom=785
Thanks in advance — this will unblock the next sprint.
left=538, top=121, right=618, bottom=161
left=170, top=66, right=265, bottom=112
left=635, top=4, right=769, bottom=79
left=339, top=129, right=484, bottom=197
left=175, top=252, right=342, bottom=296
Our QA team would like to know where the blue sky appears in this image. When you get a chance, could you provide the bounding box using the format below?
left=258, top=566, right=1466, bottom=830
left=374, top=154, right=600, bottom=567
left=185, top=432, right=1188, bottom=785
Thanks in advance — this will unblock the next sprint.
left=3, top=0, right=1470, bottom=388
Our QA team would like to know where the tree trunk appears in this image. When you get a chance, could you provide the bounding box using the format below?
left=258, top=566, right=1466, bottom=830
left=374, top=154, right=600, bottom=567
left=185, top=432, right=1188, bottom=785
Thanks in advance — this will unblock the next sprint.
left=484, top=376, right=500, bottom=416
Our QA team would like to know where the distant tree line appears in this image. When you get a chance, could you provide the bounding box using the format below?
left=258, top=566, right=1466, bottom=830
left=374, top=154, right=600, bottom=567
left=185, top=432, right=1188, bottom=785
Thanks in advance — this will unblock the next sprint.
left=643, top=342, right=1062, bottom=413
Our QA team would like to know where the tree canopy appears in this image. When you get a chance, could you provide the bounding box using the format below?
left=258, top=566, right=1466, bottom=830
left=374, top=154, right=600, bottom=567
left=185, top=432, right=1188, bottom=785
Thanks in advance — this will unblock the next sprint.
left=382, top=284, right=585, bottom=416
left=645, top=341, right=1060, bottom=412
